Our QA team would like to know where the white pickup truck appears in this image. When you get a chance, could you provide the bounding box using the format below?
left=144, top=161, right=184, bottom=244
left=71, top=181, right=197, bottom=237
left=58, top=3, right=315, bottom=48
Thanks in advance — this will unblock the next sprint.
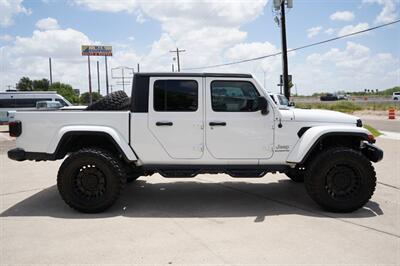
left=8, top=73, right=383, bottom=213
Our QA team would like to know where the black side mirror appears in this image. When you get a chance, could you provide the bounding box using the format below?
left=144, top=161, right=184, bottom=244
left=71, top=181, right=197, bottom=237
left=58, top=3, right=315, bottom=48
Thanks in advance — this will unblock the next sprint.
left=258, top=96, right=269, bottom=115
left=289, top=101, right=295, bottom=107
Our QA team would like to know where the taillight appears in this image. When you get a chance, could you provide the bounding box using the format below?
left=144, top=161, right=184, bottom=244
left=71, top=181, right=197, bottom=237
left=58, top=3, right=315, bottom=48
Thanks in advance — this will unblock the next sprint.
left=367, top=134, right=376, bottom=144
left=9, top=121, right=22, bottom=137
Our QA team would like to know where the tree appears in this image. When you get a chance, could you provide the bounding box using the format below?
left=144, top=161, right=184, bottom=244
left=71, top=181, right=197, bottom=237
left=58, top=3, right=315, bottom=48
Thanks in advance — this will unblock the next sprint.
left=16, top=77, right=33, bottom=91
left=49, top=82, right=79, bottom=104
left=80, top=92, right=103, bottom=105
left=33, top=79, right=50, bottom=91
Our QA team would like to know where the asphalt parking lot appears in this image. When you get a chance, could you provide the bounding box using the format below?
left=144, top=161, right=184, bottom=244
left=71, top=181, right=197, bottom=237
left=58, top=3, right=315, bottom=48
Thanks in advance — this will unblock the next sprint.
left=1, top=131, right=399, bottom=264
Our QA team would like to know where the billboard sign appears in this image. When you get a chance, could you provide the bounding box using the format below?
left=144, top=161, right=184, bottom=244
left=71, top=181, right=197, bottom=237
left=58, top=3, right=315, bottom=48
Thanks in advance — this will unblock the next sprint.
left=81, top=45, right=112, bottom=56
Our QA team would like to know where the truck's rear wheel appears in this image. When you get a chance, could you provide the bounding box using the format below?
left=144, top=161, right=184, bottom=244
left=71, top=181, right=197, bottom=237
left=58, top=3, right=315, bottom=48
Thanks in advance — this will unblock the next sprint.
left=305, top=147, right=376, bottom=212
left=57, top=148, right=127, bottom=213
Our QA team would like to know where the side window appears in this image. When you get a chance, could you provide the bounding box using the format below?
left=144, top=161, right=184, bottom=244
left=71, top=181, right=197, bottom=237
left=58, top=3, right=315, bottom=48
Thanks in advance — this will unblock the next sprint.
left=15, top=98, right=53, bottom=108
left=154, top=80, right=198, bottom=112
left=55, top=98, right=68, bottom=106
left=211, top=81, right=260, bottom=112
left=0, top=99, right=16, bottom=108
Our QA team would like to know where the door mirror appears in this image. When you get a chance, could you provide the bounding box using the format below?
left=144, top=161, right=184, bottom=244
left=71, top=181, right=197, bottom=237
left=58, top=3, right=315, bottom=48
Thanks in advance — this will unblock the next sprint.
left=258, top=96, right=269, bottom=115
left=288, top=101, right=295, bottom=107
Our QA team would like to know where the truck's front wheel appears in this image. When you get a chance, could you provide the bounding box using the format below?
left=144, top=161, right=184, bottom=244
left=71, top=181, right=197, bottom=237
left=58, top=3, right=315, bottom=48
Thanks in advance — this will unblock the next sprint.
left=57, top=148, right=127, bottom=213
left=305, top=147, right=376, bottom=212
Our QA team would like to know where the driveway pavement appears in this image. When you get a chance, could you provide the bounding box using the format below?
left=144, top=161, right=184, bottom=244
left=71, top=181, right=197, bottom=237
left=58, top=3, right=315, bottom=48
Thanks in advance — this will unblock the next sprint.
left=0, top=137, right=399, bottom=265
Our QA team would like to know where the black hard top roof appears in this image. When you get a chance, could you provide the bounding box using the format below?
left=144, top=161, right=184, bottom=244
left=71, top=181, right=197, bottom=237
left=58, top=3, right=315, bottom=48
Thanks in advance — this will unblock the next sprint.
left=135, top=72, right=252, bottom=78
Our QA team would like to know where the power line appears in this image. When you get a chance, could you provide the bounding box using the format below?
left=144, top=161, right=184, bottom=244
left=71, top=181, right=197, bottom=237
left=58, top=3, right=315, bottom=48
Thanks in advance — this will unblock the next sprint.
left=183, top=19, right=400, bottom=71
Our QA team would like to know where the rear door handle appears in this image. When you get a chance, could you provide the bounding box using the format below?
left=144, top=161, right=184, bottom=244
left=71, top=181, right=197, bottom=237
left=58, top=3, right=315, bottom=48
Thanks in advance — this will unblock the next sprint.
left=209, top=121, right=226, bottom=126
left=156, top=121, right=173, bottom=126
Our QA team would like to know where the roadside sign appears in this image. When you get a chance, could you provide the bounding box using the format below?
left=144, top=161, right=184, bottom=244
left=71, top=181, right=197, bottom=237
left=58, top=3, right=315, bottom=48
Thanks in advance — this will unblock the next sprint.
left=81, top=45, right=112, bottom=56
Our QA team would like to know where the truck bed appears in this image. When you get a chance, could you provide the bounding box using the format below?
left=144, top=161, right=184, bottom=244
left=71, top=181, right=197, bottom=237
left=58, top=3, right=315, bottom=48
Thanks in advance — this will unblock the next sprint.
left=14, top=110, right=131, bottom=154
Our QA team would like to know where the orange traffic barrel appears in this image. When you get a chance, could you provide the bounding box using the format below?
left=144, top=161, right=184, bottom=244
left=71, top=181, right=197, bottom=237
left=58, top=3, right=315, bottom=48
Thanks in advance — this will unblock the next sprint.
left=388, top=108, right=396, bottom=119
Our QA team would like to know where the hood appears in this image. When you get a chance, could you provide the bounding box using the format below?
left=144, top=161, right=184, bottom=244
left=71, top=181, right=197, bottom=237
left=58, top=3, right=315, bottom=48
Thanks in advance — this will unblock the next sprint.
left=290, top=108, right=359, bottom=124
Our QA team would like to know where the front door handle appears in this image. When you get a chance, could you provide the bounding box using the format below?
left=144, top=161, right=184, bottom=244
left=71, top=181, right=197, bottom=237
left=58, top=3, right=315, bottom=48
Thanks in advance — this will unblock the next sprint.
left=209, top=121, right=226, bottom=126
left=156, top=121, right=173, bottom=126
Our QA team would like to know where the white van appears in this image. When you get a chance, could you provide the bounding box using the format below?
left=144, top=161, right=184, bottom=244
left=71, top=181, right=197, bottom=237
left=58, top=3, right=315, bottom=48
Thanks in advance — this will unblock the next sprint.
left=0, top=91, right=71, bottom=123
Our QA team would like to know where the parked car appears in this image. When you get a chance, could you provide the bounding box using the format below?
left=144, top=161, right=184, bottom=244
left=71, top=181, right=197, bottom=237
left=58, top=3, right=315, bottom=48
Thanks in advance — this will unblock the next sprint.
left=0, top=91, right=71, bottom=124
left=8, top=72, right=383, bottom=213
left=320, top=93, right=338, bottom=101
left=393, top=92, right=400, bottom=101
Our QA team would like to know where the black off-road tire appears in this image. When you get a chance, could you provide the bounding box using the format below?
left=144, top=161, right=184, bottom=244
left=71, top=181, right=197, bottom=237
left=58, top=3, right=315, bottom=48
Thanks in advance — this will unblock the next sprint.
left=286, top=169, right=305, bottom=183
left=305, top=147, right=376, bottom=213
left=86, top=91, right=130, bottom=111
left=57, top=148, right=127, bottom=213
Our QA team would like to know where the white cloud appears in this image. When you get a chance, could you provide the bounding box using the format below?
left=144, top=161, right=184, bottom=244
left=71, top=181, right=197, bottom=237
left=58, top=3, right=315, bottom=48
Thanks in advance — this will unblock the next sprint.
left=73, top=0, right=138, bottom=13
left=35, top=17, right=60, bottom=30
left=70, top=0, right=267, bottom=76
left=2, top=0, right=398, bottom=96
left=72, top=0, right=266, bottom=30
left=324, top=28, right=335, bottom=35
left=0, top=34, right=14, bottom=42
left=338, top=23, right=369, bottom=37
left=136, top=11, right=146, bottom=24
left=0, top=0, right=263, bottom=94
left=363, top=0, right=398, bottom=23
left=0, top=0, right=31, bottom=27
left=301, top=41, right=398, bottom=93
left=307, top=26, right=323, bottom=38
left=330, top=11, right=355, bottom=21
left=0, top=26, right=96, bottom=92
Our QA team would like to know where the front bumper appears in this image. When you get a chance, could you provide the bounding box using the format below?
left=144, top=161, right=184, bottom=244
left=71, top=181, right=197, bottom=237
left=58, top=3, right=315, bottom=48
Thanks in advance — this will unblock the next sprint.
left=361, top=143, right=383, bottom=163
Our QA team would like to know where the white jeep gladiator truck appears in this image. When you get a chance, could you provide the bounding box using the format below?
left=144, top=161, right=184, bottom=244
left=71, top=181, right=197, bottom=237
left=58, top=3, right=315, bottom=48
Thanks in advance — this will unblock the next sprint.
left=8, top=73, right=383, bottom=213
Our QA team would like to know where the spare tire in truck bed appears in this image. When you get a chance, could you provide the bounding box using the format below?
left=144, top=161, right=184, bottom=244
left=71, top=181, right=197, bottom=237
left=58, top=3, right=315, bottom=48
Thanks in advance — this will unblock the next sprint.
left=86, top=91, right=131, bottom=111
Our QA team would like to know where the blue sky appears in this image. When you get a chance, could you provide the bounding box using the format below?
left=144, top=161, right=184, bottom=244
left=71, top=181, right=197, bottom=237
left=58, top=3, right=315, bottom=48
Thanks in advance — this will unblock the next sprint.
left=1, top=0, right=399, bottom=95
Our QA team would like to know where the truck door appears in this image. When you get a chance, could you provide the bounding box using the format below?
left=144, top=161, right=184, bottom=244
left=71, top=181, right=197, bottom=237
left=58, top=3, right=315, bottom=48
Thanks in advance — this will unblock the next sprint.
left=205, top=78, right=274, bottom=159
left=148, top=77, right=204, bottom=159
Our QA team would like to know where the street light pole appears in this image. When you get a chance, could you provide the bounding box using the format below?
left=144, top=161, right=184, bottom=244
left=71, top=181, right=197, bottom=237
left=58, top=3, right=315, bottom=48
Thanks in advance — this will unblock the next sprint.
left=87, top=55, right=92, bottom=104
left=49, top=58, right=53, bottom=85
left=105, top=56, right=109, bottom=95
left=97, top=60, right=100, bottom=94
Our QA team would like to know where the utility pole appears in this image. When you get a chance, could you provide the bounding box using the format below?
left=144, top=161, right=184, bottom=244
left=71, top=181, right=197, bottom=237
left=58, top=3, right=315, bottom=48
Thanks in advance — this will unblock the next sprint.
left=105, top=56, right=109, bottom=95
left=49, top=58, right=53, bottom=85
left=97, top=61, right=101, bottom=94
left=137, top=63, right=140, bottom=73
left=172, top=63, right=175, bottom=72
left=280, top=0, right=290, bottom=100
left=170, top=48, right=185, bottom=72
left=122, top=67, right=125, bottom=92
left=274, top=0, right=292, bottom=99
